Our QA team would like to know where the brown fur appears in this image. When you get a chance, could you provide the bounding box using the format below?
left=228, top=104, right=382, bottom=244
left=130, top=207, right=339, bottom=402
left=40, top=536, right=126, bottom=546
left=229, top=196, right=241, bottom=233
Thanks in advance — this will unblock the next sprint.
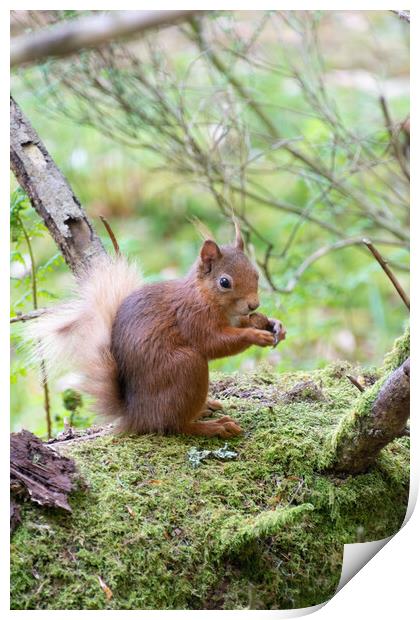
left=28, top=231, right=283, bottom=438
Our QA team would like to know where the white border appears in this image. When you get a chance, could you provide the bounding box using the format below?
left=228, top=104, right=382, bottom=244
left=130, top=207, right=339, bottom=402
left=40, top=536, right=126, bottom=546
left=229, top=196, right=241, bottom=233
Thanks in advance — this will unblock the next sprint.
left=4, top=3, right=416, bottom=618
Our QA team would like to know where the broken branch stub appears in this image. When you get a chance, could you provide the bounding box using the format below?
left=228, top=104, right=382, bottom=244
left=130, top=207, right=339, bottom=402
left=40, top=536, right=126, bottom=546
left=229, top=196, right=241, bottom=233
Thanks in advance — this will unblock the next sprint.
left=10, top=97, right=107, bottom=274
left=328, top=358, right=410, bottom=474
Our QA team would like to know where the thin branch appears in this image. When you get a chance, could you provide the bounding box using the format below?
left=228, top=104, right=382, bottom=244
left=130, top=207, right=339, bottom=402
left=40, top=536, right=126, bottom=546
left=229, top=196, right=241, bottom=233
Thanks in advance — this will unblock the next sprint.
left=230, top=184, right=343, bottom=237
left=277, top=237, right=369, bottom=294
left=10, top=309, right=47, bottom=324
left=391, top=10, right=410, bottom=23
left=11, top=10, right=200, bottom=67
left=379, top=95, right=409, bottom=181
left=346, top=375, right=365, bottom=393
left=188, top=16, right=409, bottom=243
left=16, top=215, right=38, bottom=309
left=48, top=425, right=115, bottom=446
left=15, top=214, right=52, bottom=438
left=363, top=239, right=410, bottom=310
left=100, top=215, right=120, bottom=255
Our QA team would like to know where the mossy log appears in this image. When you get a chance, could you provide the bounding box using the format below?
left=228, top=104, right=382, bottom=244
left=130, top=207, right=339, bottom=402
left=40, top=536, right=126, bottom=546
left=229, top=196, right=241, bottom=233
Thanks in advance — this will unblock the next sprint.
left=11, top=364, right=409, bottom=610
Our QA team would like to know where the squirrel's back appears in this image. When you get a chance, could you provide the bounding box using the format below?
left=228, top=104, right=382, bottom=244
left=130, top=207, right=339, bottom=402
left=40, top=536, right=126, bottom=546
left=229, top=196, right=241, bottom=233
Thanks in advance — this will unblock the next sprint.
left=26, top=255, right=142, bottom=421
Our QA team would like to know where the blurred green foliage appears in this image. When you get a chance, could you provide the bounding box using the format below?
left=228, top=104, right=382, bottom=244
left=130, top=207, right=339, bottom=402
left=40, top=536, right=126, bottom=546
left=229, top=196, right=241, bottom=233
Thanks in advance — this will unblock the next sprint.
left=10, top=10, right=409, bottom=437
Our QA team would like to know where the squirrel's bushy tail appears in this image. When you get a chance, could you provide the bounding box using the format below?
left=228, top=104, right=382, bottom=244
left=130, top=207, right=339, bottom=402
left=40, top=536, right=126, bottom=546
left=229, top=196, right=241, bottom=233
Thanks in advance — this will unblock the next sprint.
left=26, top=256, right=142, bottom=421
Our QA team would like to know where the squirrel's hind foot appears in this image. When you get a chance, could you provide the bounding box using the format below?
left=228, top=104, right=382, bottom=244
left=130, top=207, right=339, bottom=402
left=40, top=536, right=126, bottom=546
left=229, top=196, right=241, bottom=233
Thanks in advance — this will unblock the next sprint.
left=206, top=398, right=224, bottom=412
left=182, top=418, right=242, bottom=438
left=198, top=399, right=224, bottom=417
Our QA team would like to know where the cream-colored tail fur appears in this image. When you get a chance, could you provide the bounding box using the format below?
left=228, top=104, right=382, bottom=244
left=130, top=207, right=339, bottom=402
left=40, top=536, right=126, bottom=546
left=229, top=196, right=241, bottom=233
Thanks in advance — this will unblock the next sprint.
left=26, top=255, right=142, bottom=421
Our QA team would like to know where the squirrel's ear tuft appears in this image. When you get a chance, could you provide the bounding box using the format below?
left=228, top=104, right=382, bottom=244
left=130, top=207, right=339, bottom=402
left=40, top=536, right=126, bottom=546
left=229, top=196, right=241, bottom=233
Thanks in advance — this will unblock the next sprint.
left=200, top=240, right=222, bottom=273
left=234, top=218, right=244, bottom=251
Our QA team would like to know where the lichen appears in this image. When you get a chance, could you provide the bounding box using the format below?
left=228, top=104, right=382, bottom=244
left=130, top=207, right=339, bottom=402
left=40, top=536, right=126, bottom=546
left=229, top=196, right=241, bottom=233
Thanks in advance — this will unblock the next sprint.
left=11, top=363, right=409, bottom=610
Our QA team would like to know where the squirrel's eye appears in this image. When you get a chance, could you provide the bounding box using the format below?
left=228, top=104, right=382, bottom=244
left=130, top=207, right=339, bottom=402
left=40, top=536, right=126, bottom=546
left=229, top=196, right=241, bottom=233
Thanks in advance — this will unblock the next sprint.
left=219, top=277, right=231, bottom=289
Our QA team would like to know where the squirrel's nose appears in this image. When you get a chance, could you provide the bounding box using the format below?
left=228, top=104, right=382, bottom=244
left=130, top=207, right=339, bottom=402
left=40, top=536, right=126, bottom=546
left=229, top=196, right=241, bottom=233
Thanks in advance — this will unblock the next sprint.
left=248, top=300, right=259, bottom=312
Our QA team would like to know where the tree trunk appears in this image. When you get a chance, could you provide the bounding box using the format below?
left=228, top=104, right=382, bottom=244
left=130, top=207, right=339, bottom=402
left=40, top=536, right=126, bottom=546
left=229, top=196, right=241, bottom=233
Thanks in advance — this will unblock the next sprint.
left=10, top=96, right=107, bottom=274
left=327, top=358, right=410, bottom=474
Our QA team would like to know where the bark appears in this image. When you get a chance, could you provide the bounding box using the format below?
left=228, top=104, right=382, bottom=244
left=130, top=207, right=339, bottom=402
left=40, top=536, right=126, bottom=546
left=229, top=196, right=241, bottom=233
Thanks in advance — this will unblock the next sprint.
left=10, top=97, right=107, bottom=274
left=11, top=10, right=199, bottom=67
left=330, top=358, right=410, bottom=474
left=10, top=430, right=78, bottom=515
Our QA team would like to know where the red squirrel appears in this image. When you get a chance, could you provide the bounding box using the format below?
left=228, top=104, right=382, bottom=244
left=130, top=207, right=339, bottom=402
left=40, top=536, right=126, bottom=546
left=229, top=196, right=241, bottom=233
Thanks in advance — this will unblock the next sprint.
left=28, top=223, right=286, bottom=438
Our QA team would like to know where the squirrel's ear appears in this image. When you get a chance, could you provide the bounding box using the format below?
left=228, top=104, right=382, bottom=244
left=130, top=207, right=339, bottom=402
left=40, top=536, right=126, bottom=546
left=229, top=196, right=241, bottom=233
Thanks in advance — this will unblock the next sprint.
left=234, top=219, right=244, bottom=251
left=200, top=240, right=222, bottom=273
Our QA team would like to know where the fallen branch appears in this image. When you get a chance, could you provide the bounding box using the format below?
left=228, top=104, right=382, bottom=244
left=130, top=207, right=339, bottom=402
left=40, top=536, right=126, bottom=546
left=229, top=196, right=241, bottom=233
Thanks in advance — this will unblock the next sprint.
left=363, top=239, right=410, bottom=310
left=11, top=10, right=200, bottom=67
left=47, top=425, right=115, bottom=447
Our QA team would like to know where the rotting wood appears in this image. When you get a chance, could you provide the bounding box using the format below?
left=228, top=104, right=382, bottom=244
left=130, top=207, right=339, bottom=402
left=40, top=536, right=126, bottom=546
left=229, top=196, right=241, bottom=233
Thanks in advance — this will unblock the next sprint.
left=10, top=430, right=78, bottom=515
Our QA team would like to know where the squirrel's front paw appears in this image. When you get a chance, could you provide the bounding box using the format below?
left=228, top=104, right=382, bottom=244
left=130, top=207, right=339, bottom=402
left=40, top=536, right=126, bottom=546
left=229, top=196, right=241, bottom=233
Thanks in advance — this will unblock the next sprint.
left=268, top=319, right=287, bottom=347
left=248, top=328, right=275, bottom=347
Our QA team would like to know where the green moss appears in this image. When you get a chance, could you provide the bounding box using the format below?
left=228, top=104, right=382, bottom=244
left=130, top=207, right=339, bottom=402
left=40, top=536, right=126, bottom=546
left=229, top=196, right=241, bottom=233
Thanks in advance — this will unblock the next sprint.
left=218, top=503, right=315, bottom=554
left=11, top=364, right=409, bottom=610
left=382, top=325, right=410, bottom=373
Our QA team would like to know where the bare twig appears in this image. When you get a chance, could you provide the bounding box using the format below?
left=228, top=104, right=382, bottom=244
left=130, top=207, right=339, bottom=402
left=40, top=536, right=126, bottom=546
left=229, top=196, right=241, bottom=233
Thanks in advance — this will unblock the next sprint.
left=20, top=11, right=409, bottom=293
left=10, top=309, right=47, bottom=324
left=346, top=375, right=365, bottom=393
left=100, top=215, right=120, bottom=255
left=379, top=95, right=409, bottom=181
left=188, top=16, right=409, bottom=244
left=15, top=214, right=52, bottom=438
left=277, top=237, right=367, bottom=294
left=40, top=360, right=52, bottom=439
left=11, top=10, right=200, bottom=67
left=48, top=425, right=115, bottom=446
left=391, top=10, right=410, bottom=23
left=363, top=239, right=410, bottom=310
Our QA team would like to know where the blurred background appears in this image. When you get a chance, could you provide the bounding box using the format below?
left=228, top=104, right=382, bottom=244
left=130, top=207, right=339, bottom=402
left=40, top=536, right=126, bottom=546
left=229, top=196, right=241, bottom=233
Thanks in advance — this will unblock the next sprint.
left=10, top=10, right=409, bottom=436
